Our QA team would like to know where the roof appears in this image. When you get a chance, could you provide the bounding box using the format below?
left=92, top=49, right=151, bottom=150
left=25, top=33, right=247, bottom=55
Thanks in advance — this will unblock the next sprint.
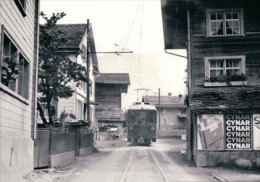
left=55, top=24, right=88, bottom=48
left=52, top=24, right=99, bottom=73
left=161, top=0, right=187, bottom=49
left=95, top=73, right=130, bottom=85
left=189, top=87, right=260, bottom=111
left=146, top=95, right=186, bottom=108
left=95, top=108, right=125, bottom=122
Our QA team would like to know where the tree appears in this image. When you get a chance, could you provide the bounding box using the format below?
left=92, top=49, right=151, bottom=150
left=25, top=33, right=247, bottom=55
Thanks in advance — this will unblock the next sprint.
left=38, top=12, right=87, bottom=125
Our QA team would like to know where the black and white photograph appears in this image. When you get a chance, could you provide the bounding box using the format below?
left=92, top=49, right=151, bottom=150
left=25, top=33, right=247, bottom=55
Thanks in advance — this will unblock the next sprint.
left=0, top=0, right=260, bottom=181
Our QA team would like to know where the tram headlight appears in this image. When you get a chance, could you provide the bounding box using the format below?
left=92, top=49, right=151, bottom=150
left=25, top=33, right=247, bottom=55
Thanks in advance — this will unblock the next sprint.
left=150, top=126, right=155, bottom=131
left=129, top=126, right=133, bottom=131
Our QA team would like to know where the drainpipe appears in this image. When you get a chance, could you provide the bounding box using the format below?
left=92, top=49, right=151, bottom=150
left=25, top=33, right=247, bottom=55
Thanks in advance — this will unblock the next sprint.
left=32, top=0, right=40, bottom=140
left=186, top=3, right=193, bottom=161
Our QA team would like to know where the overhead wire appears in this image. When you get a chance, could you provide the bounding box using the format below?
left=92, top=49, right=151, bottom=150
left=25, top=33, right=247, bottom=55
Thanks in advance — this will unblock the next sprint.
left=119, top=2, right=141, bottom=50
left=115, top=2, right=143, bottom=77
left=138, top=0, right=144, bottom=88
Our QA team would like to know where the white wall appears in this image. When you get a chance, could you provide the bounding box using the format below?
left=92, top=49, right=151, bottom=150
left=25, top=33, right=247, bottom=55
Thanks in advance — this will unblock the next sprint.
left=0, top=0, right=37, bottom=181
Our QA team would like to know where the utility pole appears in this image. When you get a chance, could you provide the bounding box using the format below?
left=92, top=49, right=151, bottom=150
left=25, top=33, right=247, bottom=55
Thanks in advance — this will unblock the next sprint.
left=83, top=19, right=133, bottom=124
left=86, top=19, right=90, bottom=123
left=158, top=88, right=161, bottom=130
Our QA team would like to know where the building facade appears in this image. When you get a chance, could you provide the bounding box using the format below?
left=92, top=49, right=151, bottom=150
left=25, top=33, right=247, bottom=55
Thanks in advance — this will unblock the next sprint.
left=146, top=94, right=186, bottom=137
left=161, top=0, right=260, bottom=167
left=0, top=0, right=40, bottom=181
left=95, top=73, right=130, bottom=138
left=38, top=24, right=99, bottom=127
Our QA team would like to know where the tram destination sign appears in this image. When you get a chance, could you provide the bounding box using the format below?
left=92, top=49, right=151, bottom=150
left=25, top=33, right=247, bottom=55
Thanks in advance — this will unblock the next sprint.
left=225, top=114, right=252, bottom=150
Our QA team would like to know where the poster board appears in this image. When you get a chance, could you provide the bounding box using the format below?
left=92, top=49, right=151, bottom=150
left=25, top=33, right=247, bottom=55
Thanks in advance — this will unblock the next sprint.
left=225, top=114, right=252, bottom=150
left=253, top=114, right=260, bottom=150
left=197, top=114, right=224, bottom=150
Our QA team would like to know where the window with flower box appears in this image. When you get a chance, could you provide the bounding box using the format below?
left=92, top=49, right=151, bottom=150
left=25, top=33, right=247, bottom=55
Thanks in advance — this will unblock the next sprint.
left=1, top=33, right=30, bottom=99
left=204, top=56, right=246, bottom=86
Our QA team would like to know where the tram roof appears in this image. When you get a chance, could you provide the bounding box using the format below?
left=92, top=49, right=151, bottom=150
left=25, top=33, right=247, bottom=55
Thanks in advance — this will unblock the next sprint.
left=128, top=103, right=157, bottom=111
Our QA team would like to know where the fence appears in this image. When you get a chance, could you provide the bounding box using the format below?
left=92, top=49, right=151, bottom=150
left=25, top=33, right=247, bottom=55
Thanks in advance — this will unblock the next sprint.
left=34, top=128, right=94, bottom=168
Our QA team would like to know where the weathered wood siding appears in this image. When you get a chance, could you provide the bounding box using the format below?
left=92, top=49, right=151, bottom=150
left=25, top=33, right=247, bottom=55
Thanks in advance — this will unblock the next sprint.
left=0, top=0, right=38, bottom=181
left=95, top=84, right=121, bottom=108
left=189, top=0, right=260, bottom=89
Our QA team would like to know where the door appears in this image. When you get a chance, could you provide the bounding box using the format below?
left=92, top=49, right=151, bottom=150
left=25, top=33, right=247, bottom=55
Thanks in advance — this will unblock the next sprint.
left=34, top=129, right=50, bottom=168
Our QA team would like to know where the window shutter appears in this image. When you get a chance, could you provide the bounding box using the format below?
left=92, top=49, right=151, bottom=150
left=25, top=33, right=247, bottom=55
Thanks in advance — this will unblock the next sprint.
left=204, top=58, right=209, bottom=79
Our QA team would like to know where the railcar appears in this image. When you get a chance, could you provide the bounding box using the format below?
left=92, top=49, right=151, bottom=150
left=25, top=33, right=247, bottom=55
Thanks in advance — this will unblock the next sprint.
left=127, top=102, right=157, bottom=145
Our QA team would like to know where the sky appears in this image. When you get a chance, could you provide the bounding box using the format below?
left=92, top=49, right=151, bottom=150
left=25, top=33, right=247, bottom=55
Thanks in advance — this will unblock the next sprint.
left=40, top=0, right=187, bottom=109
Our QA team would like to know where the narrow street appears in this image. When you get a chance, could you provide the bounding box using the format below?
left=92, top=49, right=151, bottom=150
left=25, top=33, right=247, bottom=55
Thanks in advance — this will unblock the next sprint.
left=22, top=138, right=220, bottom=182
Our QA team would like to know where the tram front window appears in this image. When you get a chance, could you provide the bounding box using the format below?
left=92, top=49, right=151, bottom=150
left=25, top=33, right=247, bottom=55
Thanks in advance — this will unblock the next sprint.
left=147, top=111, right=156, bottom=123
left=135, top=111, right=145, bottom=124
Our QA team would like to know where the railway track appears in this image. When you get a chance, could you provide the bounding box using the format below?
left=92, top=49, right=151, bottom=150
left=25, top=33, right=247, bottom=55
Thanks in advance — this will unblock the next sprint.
left=119, top=148, right=169, bottom=182
left=149, top=150, right=169, bottom=182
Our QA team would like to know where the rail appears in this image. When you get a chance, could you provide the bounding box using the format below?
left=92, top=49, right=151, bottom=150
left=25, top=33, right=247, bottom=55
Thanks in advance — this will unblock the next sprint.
left=119, top=149, right=169, bottom=182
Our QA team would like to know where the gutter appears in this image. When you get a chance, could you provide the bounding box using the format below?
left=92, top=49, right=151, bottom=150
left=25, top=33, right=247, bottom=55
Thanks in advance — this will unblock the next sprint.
left=164, top=49, right=187, bottom=59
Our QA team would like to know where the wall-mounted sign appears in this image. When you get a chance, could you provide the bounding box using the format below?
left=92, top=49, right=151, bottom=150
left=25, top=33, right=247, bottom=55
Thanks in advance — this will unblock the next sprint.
left=225, top=114, right=251, bottom=150
left=197, top=114, right=224, bottom=150
left=253, top=114, right=260, bottom=150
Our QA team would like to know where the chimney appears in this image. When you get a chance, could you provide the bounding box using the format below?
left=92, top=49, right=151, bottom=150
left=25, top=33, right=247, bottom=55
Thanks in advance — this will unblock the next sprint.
left=178, top=94, right=183, bottom=101
left=168, top=93, right=172, bottom=96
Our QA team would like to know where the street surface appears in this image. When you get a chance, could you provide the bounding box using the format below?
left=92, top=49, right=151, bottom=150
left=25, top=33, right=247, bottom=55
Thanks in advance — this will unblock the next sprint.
left=21, top=138, right=260, bottom=182
left=61, top=140, right=215, bottom=182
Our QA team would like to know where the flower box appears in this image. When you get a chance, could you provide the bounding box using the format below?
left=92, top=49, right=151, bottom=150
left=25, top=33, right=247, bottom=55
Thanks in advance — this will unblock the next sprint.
left=204, top=81, right=247, bottom=87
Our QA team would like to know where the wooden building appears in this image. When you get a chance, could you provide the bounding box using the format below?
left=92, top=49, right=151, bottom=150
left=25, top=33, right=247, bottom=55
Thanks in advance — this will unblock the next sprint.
left=38, top=24, right=99, bottom=126
left=161, top=0, right=260, bottom=167
left=146, top=94, right=186, bottom=137
left=0, top=0, right=40, bottom=181
left=95, top=73, right=130, bottom=137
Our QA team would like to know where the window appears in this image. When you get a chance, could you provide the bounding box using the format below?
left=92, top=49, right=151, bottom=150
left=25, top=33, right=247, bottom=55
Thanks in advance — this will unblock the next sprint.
left=205, top=56, right=246, bottom=82
left=75, top=99, right=84, bottom=120
left=161, top=109, right=166, bottom=114
left=78, top=80, right=86, bottom=92
left=206, top=9, right=244, bottom=37
left=89, top=81, right=92, bottom=96
left=38, top=97, right=48, bottom=119
left=163, top=118, right=167, bottom=125
left=1, top=33, right=29, bottom=99
left=14, top=0, right=27, bottom=17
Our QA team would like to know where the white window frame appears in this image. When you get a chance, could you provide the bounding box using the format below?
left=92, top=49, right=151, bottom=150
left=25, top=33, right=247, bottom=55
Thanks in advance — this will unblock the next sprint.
left=206, top=8, right=244, bottom=37
left=0, top=27, right=30, bottom=102
left=204, top=55, right=246, bottom=82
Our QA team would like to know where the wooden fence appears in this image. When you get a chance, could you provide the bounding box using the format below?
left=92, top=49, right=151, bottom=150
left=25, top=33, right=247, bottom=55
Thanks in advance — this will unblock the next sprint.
left=34, top=128, right=93, bottom=168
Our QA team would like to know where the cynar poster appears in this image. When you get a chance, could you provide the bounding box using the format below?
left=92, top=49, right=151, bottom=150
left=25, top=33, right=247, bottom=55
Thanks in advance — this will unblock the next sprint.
left=225, top=114, right=252, bottom=150
left=197, top=114, right=224, bottom=150
left=253, top=114, right=260, bottom=150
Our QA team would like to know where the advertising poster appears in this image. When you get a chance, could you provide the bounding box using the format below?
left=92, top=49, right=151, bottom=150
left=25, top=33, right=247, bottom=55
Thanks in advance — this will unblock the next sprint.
left=253, top=114, right=260, bottom=150
left=197, top=114, right=224, bottom=150
left=225, top=114, right=252, bottom=150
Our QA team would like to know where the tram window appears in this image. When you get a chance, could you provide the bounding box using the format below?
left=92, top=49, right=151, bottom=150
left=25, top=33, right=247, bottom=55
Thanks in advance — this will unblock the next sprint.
left=147, top=111, right=156, bottom=123
left=135, top=111, right=146, bottom=124
left=128, top=111, right=136, bottom=123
